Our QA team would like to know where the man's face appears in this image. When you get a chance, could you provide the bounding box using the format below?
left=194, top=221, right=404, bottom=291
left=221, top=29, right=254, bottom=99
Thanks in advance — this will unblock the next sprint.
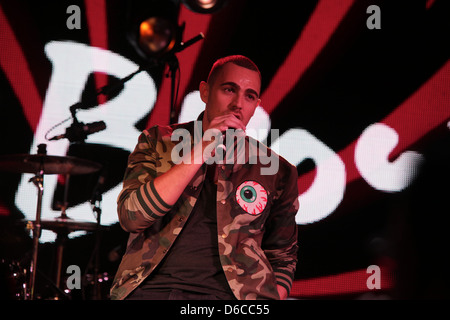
left=200, top=62, right=261, bottom=131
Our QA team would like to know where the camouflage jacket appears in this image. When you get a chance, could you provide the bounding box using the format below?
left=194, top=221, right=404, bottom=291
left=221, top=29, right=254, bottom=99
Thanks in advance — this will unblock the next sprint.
left=110, top=120, right=299, bottom=300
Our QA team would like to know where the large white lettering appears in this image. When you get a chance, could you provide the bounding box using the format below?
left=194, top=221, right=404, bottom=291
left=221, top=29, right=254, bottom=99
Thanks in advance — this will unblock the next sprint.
left=355, top=123, right=424, bottom=192
left=15, top=42, right=425, bottom=240
left=178, top=100, right=423, bottom=224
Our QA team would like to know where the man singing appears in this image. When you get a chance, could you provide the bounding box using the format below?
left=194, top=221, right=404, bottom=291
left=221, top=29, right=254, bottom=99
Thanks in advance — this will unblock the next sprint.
left=110, top=55, right=299, bottom=300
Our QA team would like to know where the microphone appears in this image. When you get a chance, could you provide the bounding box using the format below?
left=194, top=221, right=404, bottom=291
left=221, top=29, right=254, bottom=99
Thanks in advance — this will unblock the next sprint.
left=49, top=121, right=106, bottom=142
left=215, top=129, right=246, bottom=162
left=216, top=134, right=226, bottom=155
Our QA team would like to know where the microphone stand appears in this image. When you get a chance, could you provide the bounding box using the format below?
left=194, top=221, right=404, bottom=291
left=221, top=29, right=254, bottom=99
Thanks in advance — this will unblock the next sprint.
left=167, top=33, right=204, bottom=124
left=167, top=56, right=179, bottom=125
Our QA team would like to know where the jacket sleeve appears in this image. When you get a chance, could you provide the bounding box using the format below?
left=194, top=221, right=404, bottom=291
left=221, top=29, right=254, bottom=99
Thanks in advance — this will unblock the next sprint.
left=262, top=161, right=299, bottom=296
left=117, top=128, right=173, bottom=233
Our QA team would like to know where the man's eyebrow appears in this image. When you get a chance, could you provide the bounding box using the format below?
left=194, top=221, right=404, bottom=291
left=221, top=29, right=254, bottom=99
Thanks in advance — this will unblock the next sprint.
left=220, top=82, right=260, bottom=98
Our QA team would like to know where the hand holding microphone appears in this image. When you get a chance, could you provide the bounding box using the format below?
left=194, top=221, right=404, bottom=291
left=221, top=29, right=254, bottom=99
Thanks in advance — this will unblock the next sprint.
left=204, top=113, right=246, bottom=163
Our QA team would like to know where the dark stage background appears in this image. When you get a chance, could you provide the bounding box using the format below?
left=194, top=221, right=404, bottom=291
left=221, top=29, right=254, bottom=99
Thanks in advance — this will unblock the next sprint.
left=0, top=0, right=449, bottom=300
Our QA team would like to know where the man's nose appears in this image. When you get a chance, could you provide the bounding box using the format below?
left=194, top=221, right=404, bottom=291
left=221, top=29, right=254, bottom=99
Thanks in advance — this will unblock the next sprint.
left=231, top=93, right=244, bottom=110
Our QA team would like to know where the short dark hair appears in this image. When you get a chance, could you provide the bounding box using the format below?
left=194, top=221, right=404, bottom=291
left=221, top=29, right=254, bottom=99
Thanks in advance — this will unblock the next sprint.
left=207, top=55, right=261, bottom=84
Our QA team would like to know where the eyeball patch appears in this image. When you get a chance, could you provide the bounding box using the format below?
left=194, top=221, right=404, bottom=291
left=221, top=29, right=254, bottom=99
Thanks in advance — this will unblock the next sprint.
left=235, top=181, right=267, bottom=215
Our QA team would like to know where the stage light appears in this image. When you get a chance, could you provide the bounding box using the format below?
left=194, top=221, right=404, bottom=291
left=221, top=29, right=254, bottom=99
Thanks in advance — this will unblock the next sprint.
left=138, top=16, right=177, bottom=56
left=182, top=0, right=228, bottom=14
left=196, top=0, right=218, bottom=10
left=126, top=0, right=180, bottom=60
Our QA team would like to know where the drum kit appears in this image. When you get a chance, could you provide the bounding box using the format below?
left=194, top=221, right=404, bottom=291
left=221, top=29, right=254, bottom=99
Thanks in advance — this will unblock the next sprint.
left=0, top=143, right=108, bottom=300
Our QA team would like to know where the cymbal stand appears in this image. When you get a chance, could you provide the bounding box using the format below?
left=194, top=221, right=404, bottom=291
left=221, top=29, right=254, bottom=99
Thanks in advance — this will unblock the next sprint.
left=55, top=174, right=70, bottom=290
left=84, top=191, right=103, bottom=300
left=27, top=144, right=47, bottom=300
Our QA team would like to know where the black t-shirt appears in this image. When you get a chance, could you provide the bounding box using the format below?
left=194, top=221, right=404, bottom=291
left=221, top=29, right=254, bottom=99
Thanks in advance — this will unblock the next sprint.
left=140, top=164, right=235, bottom=299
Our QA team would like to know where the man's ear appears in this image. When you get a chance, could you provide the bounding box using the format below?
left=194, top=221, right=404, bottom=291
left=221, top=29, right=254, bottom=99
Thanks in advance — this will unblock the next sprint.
left=199, top=81, right=209, bottom=103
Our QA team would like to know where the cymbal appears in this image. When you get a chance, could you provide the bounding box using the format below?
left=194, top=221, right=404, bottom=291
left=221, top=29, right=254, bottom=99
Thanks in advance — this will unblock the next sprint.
left=24, top=216, right=101, bottom=233
left=0, top=154, right=101, bottom=175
